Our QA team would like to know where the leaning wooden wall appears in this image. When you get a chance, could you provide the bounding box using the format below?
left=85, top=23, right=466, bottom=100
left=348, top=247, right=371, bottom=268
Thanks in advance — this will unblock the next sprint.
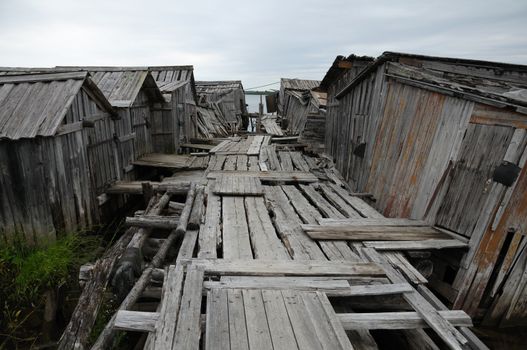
left=282, top=92, right=309, bottom=134
left=325, top=64, right=387, bottom=190
left=327, top=66, right=527, bottom=325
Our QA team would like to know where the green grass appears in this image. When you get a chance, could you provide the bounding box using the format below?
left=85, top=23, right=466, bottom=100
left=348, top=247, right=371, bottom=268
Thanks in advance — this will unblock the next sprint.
left=0, top=232, right=103, bottom=347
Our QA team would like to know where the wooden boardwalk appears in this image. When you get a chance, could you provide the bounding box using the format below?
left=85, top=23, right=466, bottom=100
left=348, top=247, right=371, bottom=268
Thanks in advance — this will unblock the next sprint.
left=87, top=135, right=486, bottom=350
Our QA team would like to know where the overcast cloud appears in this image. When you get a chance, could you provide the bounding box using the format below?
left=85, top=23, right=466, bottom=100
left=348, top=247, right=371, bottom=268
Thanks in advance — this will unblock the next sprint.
left=1, top=0, right=526, bottom=94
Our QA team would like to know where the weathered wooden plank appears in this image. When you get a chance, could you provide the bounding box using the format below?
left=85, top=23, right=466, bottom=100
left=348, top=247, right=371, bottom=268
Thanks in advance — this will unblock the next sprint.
left=302, top=224, right=448, bottom=241
left=182, top=259, right=385, bottom=277
left=205, top=289, right=230, bottom=350
left=173, top=264, right=205, bottom=349
left=125, top=215, right=179, bottom=229
left=207, top=170, right=318, bottom=183
left=338, top=310, right=472, bottom=330
left=242, top=289, right=274, bottom=350
left=153, top=265, right=185, bottom=349
left=319, top=183, right=363, bottom=218
left=227, top=289, right=250, bottom=350
left=114, top=310, right=158, bottom=332
left=316, top=292, right=355, bottom=349
left=282, top=290, right=324, bottom=350
left=247, top=135, right=265, bottom=155
left=318, top=218, right=428, bottom=226
left=244, top=196, right=290, bottom=260
left=299, top=184, right=346, bottom=219
left=363, top=239, right=467, bottom=250
left=261, top=289, right=299, bottom=350
left=264, top=186, right=327, bottom=260
left=198, top=182, right=220, bottom=258
left=214, top=175, right=263, bottom=196
left=222, top=196, right=253, bottom=259
left=204, top=277, right=350, bottom=293
left=362, top=248, right=469, bottom=350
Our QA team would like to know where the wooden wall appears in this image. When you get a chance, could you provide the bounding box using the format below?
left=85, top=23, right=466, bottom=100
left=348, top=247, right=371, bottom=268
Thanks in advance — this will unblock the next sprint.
left=0, top=87, right=118, bottom=244
left=325, top=62, right=527, bottom=325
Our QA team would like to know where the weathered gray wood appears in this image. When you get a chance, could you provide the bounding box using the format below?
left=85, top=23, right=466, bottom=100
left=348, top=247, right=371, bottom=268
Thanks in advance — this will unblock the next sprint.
left=153, top=265, right=185, bottom=349
left=198, top=182, right=220, bottom=258
left=207, top=170, right=318, bottom=183
left=125, top=215, right=179, bottom=229
left=264, top=185, right=327, bottom=260
left=316, top=292, right=355, bottom=349
left=173, top=264, right=205, bottom=349
left=261, top=289, right=299, bottom=350
left=188, top=185, right=205, bottom=229
left=175, top=182, right=197, bottom=235
left=182, top=258, right=385, bottom=277
left=282, top=290, right=324, bottom=350
left=338, top=310, right=472, bottom=330
left=214, top=175, right=263, bottom=196
left=204, top=277, right=350, bottom=293
left=222, top=196, right=253, bottom=259
left=244, top=196, right=290, bottom=260
left=363, top=239, right=467, bottom=250
left=114, top=310, right=158, bottom=332
left=302, top=224, right=447, bottom=241
left=318, top=218, right=428, bottom=226
left=362, top=247, right=469, bottom=350
left=227, top=289, right=250, bottom=350
left=242, top=289, right=274, bottom=350
left=205, top=289, right=230, bottom=350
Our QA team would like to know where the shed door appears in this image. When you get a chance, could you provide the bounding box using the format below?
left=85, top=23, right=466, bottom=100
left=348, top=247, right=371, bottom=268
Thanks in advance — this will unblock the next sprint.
left=435, top=123, right=515, bottom=237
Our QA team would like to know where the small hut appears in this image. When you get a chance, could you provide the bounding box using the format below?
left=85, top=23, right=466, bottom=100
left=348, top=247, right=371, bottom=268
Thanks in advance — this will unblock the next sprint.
left=195, top=80, right=247, bottom=132
left=324, top=51, right=527, bottom=326
left=0, top=72, right=116, bottom=243
left=57, top=67, right=166, bottom=180
left=148, top=66, right=197, bottom=152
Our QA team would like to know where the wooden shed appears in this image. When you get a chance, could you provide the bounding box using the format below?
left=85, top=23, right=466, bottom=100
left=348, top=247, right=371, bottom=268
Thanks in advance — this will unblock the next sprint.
left=278, top=78, right=327, bottom=149
left=148, top=66, right=197, bottom=152
left=0, top=72, right=117, bottom=244
left=324, top=51, right=527, bottom=326
left=195, top=80, right=247, bottom=131
left=57, top=67, right=166, bottom=180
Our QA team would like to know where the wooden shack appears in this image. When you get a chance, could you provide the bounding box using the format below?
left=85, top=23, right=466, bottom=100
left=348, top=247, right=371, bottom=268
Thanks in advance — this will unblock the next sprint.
left=148, top=66, right=197, bottom=152
left=57, top=67, right=166, bottom=180
left=0, top=72, right=117, bottom=243
left=278, top=78, right=327, bottom=150
left=195, top=80, right=247, bottom=131
left=324, top=51, right=527, bottom=326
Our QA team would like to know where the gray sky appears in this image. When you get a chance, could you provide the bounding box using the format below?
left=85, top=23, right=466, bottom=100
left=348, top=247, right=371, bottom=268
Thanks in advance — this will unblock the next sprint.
left=1, top=0, right=526, bottom=98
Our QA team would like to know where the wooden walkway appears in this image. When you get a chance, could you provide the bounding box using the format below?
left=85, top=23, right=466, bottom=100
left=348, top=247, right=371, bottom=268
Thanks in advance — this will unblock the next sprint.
left=88, top=135, right=486, bottom=350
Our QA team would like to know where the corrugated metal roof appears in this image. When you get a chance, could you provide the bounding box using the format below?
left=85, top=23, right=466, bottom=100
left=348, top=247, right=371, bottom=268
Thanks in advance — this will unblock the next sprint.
left=0, top=72, right=113, bottom=140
